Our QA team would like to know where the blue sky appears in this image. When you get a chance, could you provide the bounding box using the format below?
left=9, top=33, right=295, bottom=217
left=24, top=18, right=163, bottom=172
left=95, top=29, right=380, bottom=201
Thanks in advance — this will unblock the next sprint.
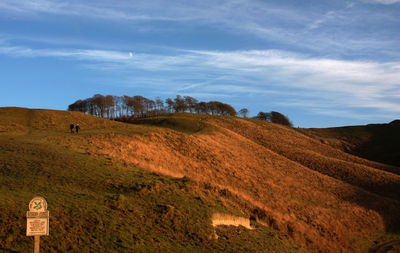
left=0, top=0, right=399, bottom=127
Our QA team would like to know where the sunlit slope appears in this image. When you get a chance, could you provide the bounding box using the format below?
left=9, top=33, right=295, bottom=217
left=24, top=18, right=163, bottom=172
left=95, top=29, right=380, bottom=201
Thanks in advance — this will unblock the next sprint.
left=0, top=108, right=302, bottom=252
left=1, top=108, right=399, bottom=252
left=0, top=107, right=136, bottom=133
left=210, top=117, right=400, bottom=199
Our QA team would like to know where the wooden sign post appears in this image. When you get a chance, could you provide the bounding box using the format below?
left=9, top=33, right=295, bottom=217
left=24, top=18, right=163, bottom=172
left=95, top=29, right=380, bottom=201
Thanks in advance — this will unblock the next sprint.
left=26, top=197, right=49, bottom=253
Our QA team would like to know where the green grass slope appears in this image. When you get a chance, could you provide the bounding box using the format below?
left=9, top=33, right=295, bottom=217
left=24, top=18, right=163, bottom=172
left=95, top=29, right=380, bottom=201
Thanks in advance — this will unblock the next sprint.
left=0, top=108, right=303, bottom=253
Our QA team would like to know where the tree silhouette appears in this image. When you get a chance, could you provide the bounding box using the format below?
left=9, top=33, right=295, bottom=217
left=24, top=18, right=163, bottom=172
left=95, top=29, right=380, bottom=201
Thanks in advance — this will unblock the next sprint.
left=256, top=112, right=270, bottom=121
left=155, top=97, right=164, bottom=114
left=270, top=111, right=293, bottom=127
left=184, top=96, right=198, bottom=113
left=105, top=95, right=115, bottom=119
left=238, top=108, right=249, bottom=118
left=220, top=102, right=236, bottom=116
left=256, top=111, right=293, bottom=127
left=68, top=99, right=86, bottom=113
left=114, top=96, right=124, bottom=117
left=174, top=95, right=187, bottom=112
left=165, top=98, right=175, bottom=113
left=196, top=102, right=209, bottom=114
left=69, top=94, right=238, bottom=119
left=133, top=96, right=148, bottom=116
left=92, top=94, right=106, bottom=118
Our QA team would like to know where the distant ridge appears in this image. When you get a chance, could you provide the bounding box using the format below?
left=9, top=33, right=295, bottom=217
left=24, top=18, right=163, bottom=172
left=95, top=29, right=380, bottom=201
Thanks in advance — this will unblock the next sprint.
left=389, top=119, right=400, bottom=125
left=301, top=120, right=400, bottom=167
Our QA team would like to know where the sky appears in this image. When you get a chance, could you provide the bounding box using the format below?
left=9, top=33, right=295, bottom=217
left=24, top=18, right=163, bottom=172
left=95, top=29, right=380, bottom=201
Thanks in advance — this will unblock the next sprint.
left=0, top=0, right=399, bottom=127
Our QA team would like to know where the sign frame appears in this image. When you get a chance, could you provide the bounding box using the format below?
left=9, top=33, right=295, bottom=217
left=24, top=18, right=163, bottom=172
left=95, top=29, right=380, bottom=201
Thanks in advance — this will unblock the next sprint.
left=26, top=196, right=49, bottom=236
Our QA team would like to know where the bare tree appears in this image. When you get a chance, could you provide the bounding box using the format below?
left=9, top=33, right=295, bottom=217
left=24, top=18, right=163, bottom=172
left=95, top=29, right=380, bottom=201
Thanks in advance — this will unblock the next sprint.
left=256, top=112, right=270, bottom=121
left=184, top=96, right=198, bottom=113
left=146, top=99, right=156, bottom=116
left=105, top=95, right=115, bottom=119
left=155, top=97, right=164, bottom=114
left=114, top=96, right=124, bottom=118
left=238, top=108, right=249, bottom=118
left=133, top=100, right=144, bottom=116
left=165, top=98, right=175, bottom=113
left=92, top=94, right=106, bottom=118
left=207, top=101, right=218, bottom=115
left=69, top=94, right=238, bottom=119
left=174, top=95, right=187, bottom=112
left=196, top=102, right=209, bottom=114
left=133, top=96, right=147, bottom=116
left=123, top=95, right=133, bottom=116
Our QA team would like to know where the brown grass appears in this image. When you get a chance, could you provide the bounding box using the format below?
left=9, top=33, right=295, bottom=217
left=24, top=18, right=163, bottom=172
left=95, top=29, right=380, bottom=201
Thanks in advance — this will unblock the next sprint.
left=2, top=108, right=399, bottom=252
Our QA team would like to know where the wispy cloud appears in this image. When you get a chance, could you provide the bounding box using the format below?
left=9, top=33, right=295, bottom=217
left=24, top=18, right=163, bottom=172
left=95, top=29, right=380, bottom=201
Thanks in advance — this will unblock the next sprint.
left=2, top=43, right=398, bottom=119
left=362, top=0, right=400, bottom=4
left=1, top=0, right=398, bottom=61
left=0, top=0, right=183, bottom=21
left=0, top=45, right=131, bottom=61
left=307, top=11, right=342, bottom=30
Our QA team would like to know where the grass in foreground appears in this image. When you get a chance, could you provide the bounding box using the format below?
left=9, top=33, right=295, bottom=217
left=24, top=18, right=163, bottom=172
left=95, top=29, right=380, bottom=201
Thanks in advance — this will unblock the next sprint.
left=0, top=132, right=303, bottom=252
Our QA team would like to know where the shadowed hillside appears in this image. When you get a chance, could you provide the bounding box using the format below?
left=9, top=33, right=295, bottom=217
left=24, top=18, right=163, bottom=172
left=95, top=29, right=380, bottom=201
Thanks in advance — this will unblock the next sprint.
left=299, top=121, right=400, bottom=168
left=0, top=107, right=399, bottom=252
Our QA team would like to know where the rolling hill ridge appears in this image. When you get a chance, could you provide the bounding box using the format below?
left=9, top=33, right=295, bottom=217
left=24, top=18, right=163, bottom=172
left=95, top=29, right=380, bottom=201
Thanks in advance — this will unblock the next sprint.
left=0, top=107, right=399, bottom=252
left=300, top=121, right=400, bottom=168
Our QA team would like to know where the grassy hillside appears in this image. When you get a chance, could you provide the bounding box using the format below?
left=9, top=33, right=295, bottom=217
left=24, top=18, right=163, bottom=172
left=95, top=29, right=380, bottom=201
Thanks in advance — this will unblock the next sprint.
left=0, top=107, right=399, bottom=252
left=0, top=108, right=304, bottom=252
left=299, top=121, right=400, bottom=168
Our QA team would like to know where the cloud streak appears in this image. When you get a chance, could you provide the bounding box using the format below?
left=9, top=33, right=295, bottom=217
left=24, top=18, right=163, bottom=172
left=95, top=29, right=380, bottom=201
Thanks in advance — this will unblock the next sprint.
left=1, top=0, right=398, bottom=61
left=363, top=0, right=400, bottom=4
left=1, top=43, right=399, bottom=119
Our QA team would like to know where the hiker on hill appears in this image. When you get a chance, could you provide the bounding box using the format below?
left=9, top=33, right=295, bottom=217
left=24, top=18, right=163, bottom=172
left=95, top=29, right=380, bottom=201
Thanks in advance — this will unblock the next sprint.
left=75, top=124, right=80, bottom=134
left=70, top=123, right=74, bottom=133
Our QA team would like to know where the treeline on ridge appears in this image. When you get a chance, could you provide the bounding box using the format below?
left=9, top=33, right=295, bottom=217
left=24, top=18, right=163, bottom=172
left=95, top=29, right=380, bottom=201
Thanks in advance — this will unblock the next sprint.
left=68, top=94, right=293, bottom=127
left=255, top=111, right=293, bottom=127
left=68, top=94, right=236, bottom=119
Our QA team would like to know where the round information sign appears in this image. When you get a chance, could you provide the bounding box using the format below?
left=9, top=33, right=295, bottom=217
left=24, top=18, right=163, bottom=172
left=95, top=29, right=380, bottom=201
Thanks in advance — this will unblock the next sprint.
left=29, top=197, right=47, bottom=212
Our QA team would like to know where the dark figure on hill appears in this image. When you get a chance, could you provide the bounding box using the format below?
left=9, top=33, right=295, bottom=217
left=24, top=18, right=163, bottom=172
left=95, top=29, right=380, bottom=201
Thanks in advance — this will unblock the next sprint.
left=75, top=124, right=80, bottom=134
left=70, top=123, right=74, bottom=133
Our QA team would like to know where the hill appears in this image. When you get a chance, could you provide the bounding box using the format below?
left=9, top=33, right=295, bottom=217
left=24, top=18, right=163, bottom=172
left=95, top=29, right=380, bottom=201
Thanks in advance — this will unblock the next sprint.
left=299, top=121, right=400, bottom=167
left=0, top=107, right=399, bottom=252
